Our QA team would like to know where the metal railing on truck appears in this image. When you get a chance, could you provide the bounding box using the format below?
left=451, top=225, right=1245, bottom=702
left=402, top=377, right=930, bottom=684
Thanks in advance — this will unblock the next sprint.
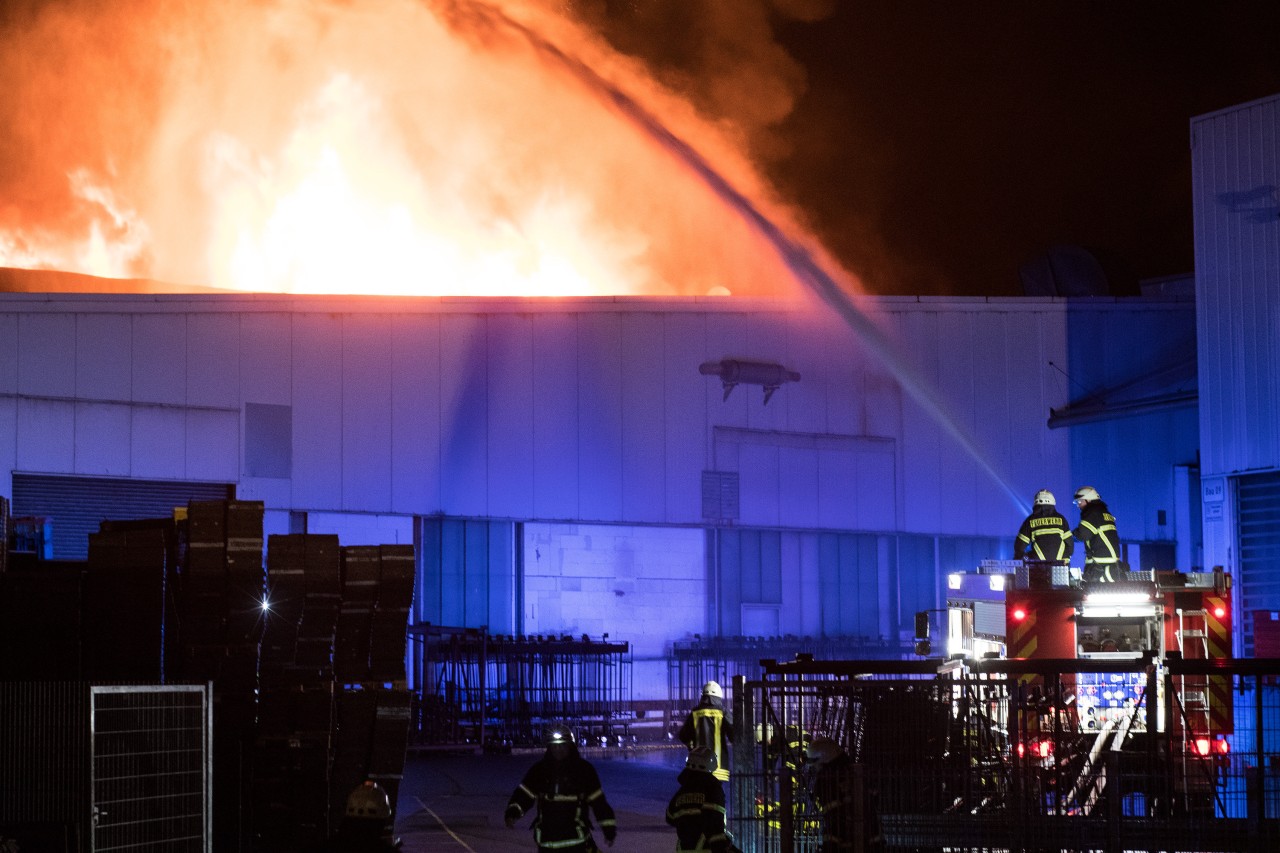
left=729, top=656, right=1280, bottom=853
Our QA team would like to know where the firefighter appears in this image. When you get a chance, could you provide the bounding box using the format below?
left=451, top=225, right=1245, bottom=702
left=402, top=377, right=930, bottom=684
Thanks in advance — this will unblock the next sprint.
left=1072, top=486, right=1122, bottom=582
left=806, top=736, right=884, bottom=853
left=309, top=780, right=400, bottom=852
left=1015, top=489, right=1072, bottom=562
left=665, top=746, right=736, bottom=853
left=504, top=724, right=618, bottom=851
left=679, top=681, right=733, bottom=782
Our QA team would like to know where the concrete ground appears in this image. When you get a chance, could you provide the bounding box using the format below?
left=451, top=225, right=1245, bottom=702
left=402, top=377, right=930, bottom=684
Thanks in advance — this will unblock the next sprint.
left=393, top=744, right=689, bottom=852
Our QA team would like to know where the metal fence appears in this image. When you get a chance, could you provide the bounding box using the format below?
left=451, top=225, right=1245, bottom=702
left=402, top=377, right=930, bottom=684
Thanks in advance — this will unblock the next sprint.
left=0, top=682, right=211, bottom=853
left=90, top=685, right=212, bottom=852
left=729, top=657, right=1280, bottom=852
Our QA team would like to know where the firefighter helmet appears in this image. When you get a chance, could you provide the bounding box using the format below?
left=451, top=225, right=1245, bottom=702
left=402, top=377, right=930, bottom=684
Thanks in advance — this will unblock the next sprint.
left=806, top=736, right=841, bottom=766
left=1034, top=489, right=1055, bottom=507
left=543, top=724, right=575, bottom=747
left=702, top=680, right=723, bottom=699
left=1073, top=486, right=1101, bottom=503
left=345, top=780, right=392, bottom=820
left=685, top=746, right=718, bottom=774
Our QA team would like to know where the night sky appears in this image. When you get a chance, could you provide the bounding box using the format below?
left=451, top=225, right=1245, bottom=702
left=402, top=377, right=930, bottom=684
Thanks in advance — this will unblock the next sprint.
left=582, top=1, right=1280, bottom=297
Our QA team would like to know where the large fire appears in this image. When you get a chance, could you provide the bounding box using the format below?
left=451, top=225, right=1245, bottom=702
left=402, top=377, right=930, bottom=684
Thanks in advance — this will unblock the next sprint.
left=0, top=0, right=843, bottom=297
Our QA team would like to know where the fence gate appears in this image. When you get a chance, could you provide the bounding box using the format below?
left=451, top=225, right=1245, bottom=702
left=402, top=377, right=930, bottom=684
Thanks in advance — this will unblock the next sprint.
left=90, top=685, right=212, bottom=852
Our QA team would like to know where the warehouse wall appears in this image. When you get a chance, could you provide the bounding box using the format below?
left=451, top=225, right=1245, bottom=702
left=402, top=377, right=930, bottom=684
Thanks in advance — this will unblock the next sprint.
left=1191, top=92, right=1280, bottom=653
left=0, top=290, right=1200, bottom=685
left=0, top=292, right=1194, bottom=538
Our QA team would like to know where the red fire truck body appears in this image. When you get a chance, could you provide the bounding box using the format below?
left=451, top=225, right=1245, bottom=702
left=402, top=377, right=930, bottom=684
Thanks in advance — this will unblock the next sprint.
left=944, top=560, right=1233, bottom=737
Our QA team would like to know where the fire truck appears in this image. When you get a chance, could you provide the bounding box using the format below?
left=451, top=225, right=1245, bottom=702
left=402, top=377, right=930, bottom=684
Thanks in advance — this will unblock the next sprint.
left=931, top=559, right=1234, bottom=815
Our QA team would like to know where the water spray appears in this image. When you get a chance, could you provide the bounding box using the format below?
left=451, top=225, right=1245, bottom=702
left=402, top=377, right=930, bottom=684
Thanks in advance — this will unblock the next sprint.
left=457, top=1, right=1030, bottom=517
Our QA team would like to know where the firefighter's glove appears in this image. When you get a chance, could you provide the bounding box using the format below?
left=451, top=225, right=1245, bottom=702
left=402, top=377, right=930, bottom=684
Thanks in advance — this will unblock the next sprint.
left=603, top=824, right=617, bottom=845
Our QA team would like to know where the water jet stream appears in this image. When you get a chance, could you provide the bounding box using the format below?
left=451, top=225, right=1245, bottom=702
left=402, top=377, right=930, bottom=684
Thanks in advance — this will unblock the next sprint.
left=457, top=1, right=1030, bottom=518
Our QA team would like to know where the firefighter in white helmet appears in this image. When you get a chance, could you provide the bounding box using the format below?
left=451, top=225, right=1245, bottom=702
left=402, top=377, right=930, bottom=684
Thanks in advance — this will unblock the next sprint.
left=679, top=681, right=733, bottom=782
left=1072, top=486, right=1122, bottom=582
left=1015, top=489, right=1072, bottom=562
left=309, top=780, right=399, bottom=851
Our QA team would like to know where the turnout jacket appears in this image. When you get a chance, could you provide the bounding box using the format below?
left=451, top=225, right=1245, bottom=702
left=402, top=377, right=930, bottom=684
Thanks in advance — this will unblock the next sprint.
left=1073, top=500, right=1121, bottom=566
left=679, top=697, right=734, bottom=781
left=1016, top=506, right=1072, bottom=561
left=505, top=749, right=617, bottom=850
left=665, top=768, right=731, bottom=853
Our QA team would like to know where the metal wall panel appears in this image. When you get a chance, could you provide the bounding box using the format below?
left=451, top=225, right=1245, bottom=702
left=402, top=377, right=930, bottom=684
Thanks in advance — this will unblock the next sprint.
left=76, top=313, right=132, bottom=399
left=341, top=314, right=393, bottom=512
left=75, top=401, right=132, bottom=476
left=532, top=313, right=579, bottom=520
left=132, top=314, right=188, bottom=404
left=0, top=313, right=17, bottom=393
left=486, top=314, right=534, bottom=518
left=291, top=313, right=343, bottom=506
left=620, top=312, right=667, bottom=522
left=185, top=313, right=240, bottom=408
left=662, top=312, right=708, bottom=523
left=18, top=312, right=76, bottom=397
left=577, top=313, right=624, bottom=521
left=1193, top=94, right=1280, bottom=478
left=131, top=406, right=186, bottom=478
left=389, top=314, right=442, bottom=513
left=438, top=313, right=488, bottom=516
left=0, top=294, right=1199, bottom=551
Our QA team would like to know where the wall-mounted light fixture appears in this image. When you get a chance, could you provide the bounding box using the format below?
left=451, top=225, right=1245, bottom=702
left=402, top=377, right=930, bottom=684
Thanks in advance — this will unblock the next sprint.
left=699, top=358, right=800, bottom=405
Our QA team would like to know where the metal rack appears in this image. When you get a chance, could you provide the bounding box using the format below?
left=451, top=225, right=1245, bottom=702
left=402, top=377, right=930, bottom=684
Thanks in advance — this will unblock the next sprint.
left=409, top=624, right=632, bottom=747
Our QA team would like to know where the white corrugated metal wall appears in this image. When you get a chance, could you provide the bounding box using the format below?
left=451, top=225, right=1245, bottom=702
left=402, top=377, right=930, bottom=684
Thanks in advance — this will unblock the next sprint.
left=0, top=291, right=1200, bottom=677
left=1192, top=92, right=1280, bottom=653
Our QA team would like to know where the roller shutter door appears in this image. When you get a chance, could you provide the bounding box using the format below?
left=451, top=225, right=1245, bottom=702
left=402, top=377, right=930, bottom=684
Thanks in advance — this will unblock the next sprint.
left=11, top=474, right=232, bottom=560
left=1236, top=471, right=1280, bottom=656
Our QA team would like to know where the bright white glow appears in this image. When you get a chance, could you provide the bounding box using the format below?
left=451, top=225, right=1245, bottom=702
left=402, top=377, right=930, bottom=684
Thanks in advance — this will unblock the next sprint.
left=948, top=573, right=963, bottom=590
left=1081, top=605, right=1156, bottom=618
left=261, top=596, right=271, bottom=613
left=989, top=575, right=1006, bottom=592
left=1083, top=592, right=1151, bottom=607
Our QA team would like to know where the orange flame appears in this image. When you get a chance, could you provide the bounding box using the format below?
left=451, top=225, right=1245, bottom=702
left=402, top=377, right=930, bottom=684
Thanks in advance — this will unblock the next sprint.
left=0, top=0, right=837, bottom=298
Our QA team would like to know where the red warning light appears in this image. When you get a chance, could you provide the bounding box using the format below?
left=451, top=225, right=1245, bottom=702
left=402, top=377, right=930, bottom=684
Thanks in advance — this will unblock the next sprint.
left=1215, top=739, right=1230, bottom=755
left=1012, top=608, right=1027, bottom=622
left=1193, top=738, right=1211, bottom=756
left=1036, top=740, right=1053, bottom=759
left=1213, top=606, right=1226, bottom=619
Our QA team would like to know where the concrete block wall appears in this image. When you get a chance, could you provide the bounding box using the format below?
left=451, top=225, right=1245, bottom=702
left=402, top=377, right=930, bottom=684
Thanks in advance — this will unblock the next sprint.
left=522, top=522, right=706, bottom=699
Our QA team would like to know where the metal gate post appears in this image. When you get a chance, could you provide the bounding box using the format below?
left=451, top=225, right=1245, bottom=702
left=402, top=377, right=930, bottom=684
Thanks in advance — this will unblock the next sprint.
left=1106, top=749, right=1121, bottom=853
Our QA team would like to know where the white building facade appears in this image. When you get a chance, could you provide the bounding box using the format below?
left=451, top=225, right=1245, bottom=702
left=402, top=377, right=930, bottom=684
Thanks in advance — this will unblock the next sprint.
left=0, top=288, right=1200, bottom=694
left=1192, top=92, right=1280, bottom=655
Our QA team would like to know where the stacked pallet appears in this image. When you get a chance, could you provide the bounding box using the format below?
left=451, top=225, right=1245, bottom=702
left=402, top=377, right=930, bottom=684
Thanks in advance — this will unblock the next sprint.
left=175, top=499, right=266, bottom=852
left=253, top=537, right=416, bottom=849
left=254, top=533, right=342, bottom=849
left=85, top=519, right=179, bottom=682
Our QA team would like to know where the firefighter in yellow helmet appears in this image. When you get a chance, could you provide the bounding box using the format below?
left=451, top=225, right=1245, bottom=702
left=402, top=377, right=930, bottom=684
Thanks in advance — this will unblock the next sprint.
left=665, top=747, right=736, bottom=853
left=1072, top=486, right=1122, bottom=582
left=504, top=724, right=618, bottom=851
left=679, top=681, right=733, bottom=782
left=1015, top=490, right=1072, bottom=562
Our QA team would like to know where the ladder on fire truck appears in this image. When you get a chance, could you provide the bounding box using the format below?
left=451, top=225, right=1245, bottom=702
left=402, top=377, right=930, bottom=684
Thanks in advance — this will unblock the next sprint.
left=1175, top=607, right=1211, bottom=734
